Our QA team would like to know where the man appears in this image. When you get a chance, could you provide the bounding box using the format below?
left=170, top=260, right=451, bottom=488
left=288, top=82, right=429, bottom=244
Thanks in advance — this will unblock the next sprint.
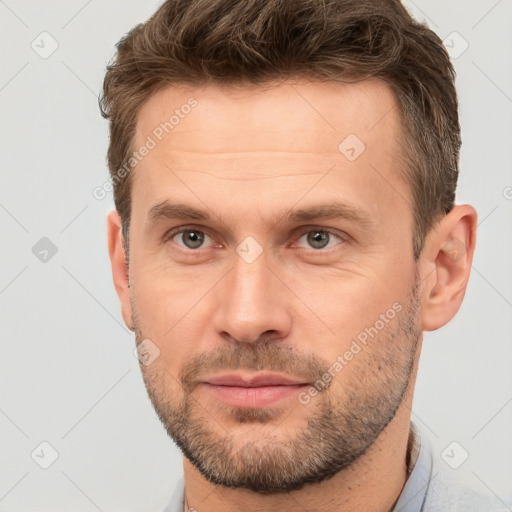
left=100, top=0, right=504, bottom=510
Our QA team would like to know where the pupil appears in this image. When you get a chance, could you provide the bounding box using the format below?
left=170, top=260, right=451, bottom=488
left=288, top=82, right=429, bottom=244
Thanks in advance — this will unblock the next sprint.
left=308, top=231, right=329, bottom=249
left=184, top=230, right=204, bottom=248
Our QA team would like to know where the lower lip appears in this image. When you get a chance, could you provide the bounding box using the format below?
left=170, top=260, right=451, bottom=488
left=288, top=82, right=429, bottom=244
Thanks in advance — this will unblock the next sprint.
left=203, top=383, right=308, bottom=408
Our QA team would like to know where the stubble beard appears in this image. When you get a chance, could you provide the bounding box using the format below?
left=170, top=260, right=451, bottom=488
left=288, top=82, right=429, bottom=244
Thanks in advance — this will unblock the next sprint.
left=133, top=280, right=422, bottom=494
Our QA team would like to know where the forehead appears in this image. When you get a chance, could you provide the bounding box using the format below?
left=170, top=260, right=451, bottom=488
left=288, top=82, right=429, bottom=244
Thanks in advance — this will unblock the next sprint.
left=134, top=77, right=400, bottom=160
left=129, top=78, right=409, bottom=232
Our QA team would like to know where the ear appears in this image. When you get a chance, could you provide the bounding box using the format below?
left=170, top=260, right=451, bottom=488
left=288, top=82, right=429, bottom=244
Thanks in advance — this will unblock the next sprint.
left=107, top=210, right=134, bottom=331
left=420, top=204, right=477, bottom=332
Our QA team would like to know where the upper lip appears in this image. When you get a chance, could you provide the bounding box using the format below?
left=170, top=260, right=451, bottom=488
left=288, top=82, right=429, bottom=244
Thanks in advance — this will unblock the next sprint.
left=204, top=373, right=309, bottom=387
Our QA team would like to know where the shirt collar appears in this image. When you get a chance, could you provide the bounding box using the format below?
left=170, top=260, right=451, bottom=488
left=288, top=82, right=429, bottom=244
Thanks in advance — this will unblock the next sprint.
left=392, top=421, right=434, bottom=512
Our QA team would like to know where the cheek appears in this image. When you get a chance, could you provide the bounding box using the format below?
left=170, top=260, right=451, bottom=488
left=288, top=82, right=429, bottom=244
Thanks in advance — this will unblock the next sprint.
left=132, top=256, right=204, bottom=322
left=130, top=262, right=222, bottom=368
left=288, top=265, right=407, bottom=348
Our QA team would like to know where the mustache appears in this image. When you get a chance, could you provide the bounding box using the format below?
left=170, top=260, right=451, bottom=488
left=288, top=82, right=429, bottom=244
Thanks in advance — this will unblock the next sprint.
left=180, top=341, right=331, bottom=393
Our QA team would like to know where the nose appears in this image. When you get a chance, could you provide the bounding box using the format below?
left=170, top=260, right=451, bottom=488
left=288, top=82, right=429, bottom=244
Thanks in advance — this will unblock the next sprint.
left=212, top=248, right=292, bottom=344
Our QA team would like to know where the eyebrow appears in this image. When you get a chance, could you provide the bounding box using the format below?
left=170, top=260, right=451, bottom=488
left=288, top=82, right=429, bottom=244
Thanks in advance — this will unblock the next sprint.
left=148, top=201, right=210, bottom=221
left=147, top=199, right=374, bottom=228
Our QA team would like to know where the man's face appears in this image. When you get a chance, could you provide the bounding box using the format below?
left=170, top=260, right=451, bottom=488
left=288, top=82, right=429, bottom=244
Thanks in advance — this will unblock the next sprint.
left=126, top=78, right=423, bottom=492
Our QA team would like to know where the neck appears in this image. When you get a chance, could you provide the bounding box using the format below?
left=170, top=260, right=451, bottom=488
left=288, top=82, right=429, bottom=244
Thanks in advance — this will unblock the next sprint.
left=182, top=352, right=419, bottom=512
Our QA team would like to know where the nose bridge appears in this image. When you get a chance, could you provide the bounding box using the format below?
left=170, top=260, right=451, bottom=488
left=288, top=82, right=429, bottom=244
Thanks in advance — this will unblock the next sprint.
left=212, top=246, right=291, bottom=343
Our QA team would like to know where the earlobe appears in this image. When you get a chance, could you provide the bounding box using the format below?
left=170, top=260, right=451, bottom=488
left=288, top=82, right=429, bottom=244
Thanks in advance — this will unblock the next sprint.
left=421, top=205, right=477, bottom=332
left=106, top=210, right=134, bottom=331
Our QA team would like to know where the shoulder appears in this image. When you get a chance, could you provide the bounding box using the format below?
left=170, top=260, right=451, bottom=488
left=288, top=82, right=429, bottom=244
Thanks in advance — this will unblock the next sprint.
left=424, top=467, right=511, bottom=511
left=396, top=422, right=511, bottom=512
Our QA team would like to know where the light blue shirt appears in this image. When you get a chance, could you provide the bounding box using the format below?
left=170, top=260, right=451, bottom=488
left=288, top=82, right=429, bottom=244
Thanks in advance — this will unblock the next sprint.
left=163, top=422, right=509, bottom=511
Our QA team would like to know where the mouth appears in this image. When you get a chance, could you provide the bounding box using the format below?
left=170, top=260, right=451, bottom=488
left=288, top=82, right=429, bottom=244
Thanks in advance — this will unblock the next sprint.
left=201, top=372, right=311, bottom=408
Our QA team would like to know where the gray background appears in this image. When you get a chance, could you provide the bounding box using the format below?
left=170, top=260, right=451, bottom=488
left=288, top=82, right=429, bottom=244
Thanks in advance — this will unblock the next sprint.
left=1, top=1, right=511, bottom=510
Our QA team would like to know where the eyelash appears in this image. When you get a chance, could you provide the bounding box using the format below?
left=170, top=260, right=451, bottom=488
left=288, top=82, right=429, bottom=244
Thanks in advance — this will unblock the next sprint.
left=162, top=225, right=348, bottom=253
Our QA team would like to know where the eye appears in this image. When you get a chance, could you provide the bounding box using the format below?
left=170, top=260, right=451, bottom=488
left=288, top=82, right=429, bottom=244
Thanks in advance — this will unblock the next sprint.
left=168, top=228, right=214, bottom=250
left=294, top=228, right=345, bottom=250
left=163, top=225, right=347, bottom=253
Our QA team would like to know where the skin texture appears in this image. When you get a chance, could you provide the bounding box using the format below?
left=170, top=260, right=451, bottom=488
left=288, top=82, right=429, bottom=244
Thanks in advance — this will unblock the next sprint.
left=107, top=78, right=477, bottom=512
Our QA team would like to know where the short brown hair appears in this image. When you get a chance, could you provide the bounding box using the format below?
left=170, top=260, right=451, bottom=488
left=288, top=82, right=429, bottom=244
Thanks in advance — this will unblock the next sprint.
left=99, top=0, right=460, bottom=259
